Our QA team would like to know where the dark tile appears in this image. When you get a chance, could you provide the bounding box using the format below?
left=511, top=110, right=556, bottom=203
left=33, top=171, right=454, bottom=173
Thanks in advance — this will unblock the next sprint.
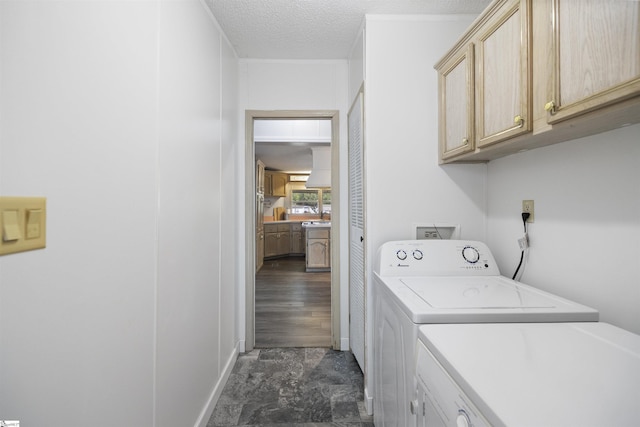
left=207, top=404, right=242, bottom=426
left=331, top=400, right=361, bottom=422
left=208, top=348, right=366, bottom=426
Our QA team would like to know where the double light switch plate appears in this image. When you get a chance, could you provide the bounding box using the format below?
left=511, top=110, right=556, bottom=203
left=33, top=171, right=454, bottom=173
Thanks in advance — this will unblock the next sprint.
left=0, top=196, right=47, bottom=256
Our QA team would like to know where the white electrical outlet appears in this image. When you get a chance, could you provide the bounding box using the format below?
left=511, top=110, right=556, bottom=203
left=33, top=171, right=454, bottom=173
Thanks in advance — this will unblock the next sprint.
left=522, top=200, right=534, bottom=223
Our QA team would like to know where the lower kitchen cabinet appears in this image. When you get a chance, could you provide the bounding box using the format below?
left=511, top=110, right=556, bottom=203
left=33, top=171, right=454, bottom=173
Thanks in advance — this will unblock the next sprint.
left=306, top=228, right=331, bottom=272
left=290, top=223, right=305, bottom=255
left=264, top=223, right=291, bottom=258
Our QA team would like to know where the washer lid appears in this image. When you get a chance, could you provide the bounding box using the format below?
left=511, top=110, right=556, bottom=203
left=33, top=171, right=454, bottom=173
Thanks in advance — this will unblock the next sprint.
left=401, top=276, right=556, bottom=309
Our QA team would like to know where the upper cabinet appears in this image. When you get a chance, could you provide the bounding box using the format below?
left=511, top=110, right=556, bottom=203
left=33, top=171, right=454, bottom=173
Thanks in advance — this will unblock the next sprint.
left=256, top=159, right=265, bottom=194
left=435, top=0, right=640, bottom=163
left=438, top=45, right=475, bottom=160
left=544, top=0, right=640, bottom=124
left=475, top=0, right=531, bottom=148
left=264, top=171, right=287, bottom=197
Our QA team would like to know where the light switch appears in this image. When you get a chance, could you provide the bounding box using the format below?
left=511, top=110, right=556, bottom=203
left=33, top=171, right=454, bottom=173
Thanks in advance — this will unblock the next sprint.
left=26, top=209, right=42, bottom=239
left=0, top=197, right=46, bottom=255
left=2, top=210, right=21, bottom=241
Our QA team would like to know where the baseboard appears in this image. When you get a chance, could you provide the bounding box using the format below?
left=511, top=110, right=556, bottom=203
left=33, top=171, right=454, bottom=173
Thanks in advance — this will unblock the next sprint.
left=194, top=342, right=240, bottom=427
left=340, top=337, right=350, bottom=351
left=364, top=386, right=374, bottom=416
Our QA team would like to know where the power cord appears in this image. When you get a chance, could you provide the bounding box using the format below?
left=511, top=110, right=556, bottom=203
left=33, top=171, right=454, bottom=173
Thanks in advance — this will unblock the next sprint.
left=512, top=212, right=530, bottom=280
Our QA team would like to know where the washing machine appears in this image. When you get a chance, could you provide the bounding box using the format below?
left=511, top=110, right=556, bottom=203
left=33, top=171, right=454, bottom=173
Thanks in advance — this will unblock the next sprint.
left=372, top=240, right=599, bottom=427
left=416, top=322, right=640, bottom=427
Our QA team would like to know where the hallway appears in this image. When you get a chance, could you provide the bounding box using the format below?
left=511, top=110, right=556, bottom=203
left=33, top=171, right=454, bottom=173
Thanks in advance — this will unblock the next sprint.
left=255, top=257, right=331, bottom=348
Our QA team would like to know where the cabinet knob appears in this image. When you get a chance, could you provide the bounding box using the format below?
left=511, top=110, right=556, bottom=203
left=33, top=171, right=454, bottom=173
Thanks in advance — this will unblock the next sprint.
left=544, top=101, right=556, bottom=114
left=462, top=137, right=469, bottom=145
left=514, top=115, right=524, bottom=127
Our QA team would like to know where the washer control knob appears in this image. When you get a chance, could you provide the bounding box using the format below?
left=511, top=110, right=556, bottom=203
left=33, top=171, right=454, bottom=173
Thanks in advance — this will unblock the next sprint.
left=396, top=250, right=407, bottom=260
left=413, top=249, right=423, bottom=260
left=456, top=410, right=471, bottom=427
left=462, top=246, right=480, bottom=264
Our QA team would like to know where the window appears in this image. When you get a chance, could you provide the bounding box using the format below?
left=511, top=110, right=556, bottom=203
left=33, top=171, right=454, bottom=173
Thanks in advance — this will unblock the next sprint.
left=291, top=186, right=331, bottom=215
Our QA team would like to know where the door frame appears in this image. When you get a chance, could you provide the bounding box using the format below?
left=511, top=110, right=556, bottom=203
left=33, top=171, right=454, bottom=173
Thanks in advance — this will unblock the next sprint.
left=244, top=109, right=341, bottom=351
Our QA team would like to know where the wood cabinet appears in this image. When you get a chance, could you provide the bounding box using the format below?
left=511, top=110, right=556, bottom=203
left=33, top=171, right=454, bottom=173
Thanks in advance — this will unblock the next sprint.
left=476, top=0, right=531, bottom=148
left=256, top=199, right=264, bottom=271
left=543, top=0, right=640, bottom=124
left=439, top=45, right=475, bottom=159
left=290, top=223, right=305, bottom=255
left=306, top=228, right=330, bottom=272
left=264, top=171, right=287, bottom=197
left=436, top=0, right=640, bottom=163
left=437, top=0, right=531, bottom=161
left=264, top=223, right=291, bottom=258
left=256, top=159, right=265, bottom=194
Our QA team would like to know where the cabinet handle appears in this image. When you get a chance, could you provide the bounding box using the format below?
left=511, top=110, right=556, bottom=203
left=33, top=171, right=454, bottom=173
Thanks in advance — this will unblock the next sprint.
left=514, top=115, right=524, bottom=127
left=544, top=101, right=556, bottom=114
left=462, top=137, right=469, bottom=145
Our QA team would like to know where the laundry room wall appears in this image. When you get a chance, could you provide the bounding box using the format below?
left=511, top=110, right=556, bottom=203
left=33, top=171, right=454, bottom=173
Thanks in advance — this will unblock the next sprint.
left=357, top=13, right=487, bottom=409
left=486, top=124, right=640, bottom=335
left=237, top=59, right=350, bottom=349
left=362, top=15, right=487, bottom=259
left=0, top=2, right=239, bottom=426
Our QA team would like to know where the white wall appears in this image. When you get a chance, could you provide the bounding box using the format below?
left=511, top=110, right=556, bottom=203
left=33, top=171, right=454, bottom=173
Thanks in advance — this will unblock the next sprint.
left=363, top=15, right=486, bottom=252
left=0, top=2, right=239, bottom=426
left=361, top=14, right=484, bottom=405
left=486, top=124, right=640, bottom=334
left=238, top=59, right=350, bottom=349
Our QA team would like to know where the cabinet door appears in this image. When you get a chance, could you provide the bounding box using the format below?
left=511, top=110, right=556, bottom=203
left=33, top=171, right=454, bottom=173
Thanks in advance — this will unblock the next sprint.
left=264, top=232, right=279, bottom=258
left=291, top=231, right=303, bottom=254
left=271, top=173, right=287, bottom=197
left=256, top=231, right=264, bottom=271
left=256, top=160, right=265, bottom=194
left=438, top=44, right=475, bottom=160
left=545, top=0, right=640, bottom=123
left=307, top=239, right=330, bottom=268
left=476, top=0, right=531, bottom=147
left=264, top=173, right=273, bottom=196
left=277, top=231, right=291, bottom=256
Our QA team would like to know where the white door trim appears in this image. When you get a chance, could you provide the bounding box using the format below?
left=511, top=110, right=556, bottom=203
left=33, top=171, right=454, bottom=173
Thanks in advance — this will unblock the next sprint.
left=244, top=110, right=341, bottom=351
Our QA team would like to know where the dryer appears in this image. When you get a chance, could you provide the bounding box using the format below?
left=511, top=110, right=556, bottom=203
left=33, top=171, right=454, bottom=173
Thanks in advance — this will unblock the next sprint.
left=372, top=240, right=599, bottom=426
left=416, top=322, right=640, bottom=427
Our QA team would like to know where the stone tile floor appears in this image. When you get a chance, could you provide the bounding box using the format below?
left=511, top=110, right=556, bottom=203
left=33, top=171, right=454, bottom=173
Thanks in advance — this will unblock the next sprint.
left=207, top=348, right=373, bottom=426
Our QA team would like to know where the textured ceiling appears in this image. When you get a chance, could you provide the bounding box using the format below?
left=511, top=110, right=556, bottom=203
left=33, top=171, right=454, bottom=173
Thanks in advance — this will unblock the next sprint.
left=209, top=0, right=490, bottom=172
left=206, top=0, right=491, bottom=59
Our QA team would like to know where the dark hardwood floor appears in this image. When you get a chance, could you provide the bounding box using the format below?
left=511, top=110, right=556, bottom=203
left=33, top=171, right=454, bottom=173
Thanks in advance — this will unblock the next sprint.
left=255, top=256, right=331, bottom=348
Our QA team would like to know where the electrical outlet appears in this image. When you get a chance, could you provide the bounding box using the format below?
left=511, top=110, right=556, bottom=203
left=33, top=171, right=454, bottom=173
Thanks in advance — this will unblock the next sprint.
left=522, top=199, right=534, bottom=223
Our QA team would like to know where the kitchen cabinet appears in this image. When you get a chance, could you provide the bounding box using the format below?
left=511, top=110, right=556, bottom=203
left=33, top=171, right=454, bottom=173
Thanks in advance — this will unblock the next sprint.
left=290, top=223, right=305, bottom=255
left=256, top=159, right=265, bottom=194
left=435, top=0, right=640, bottom=163
left=265, top=171, right=287, bottom=197
left=543, top=0, right=640, bottom=124
left=306, top=228, right=330, bottom=272
left=256, top=195, right=264, bottom=271
left=264, top=223, right=291, bottom=258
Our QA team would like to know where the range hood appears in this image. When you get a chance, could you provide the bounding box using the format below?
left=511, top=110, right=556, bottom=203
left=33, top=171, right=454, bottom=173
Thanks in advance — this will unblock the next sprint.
left=305, top=146, right=331, bottom=188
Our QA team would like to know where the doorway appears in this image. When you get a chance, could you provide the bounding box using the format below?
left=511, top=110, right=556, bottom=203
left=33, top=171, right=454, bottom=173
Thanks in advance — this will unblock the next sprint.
left=244, top=110, right=341, bottom=352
